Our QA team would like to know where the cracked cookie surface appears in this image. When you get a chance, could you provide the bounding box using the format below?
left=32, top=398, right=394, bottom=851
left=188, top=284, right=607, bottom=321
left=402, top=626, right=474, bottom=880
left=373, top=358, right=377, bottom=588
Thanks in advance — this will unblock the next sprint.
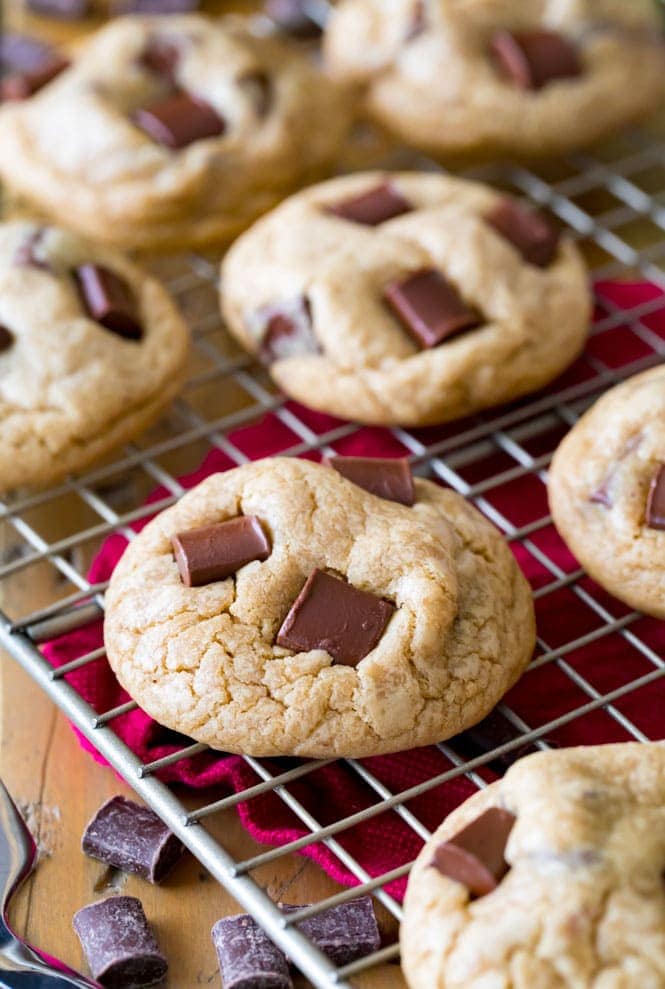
left=0, top=221, right=189, bottom=492
left=104, top=457, right=535, bottom=758
left=401, top=742, right=665, bottom=989
left=548, top=365, right=665, bottom=619
left=221, top=171, right=591, bottom=427
left=324, top=0, right=664, bottom=157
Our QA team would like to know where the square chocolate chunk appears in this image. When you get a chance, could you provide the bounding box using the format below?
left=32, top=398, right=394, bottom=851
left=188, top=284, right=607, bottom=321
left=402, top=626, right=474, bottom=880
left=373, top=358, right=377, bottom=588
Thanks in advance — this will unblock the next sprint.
left=384, top=269, right=481, bottom=349
left=327, top=456, right=415, bottom=506
left=76, top=264, right=142, bottom=340
left=431, top=807, right=516, bottom=897
left=133, top=92, right=225, bottom=149
left=490, top=29, right=582, bottom=90
left=485, top=197, right=559, bottom=268
left=172, top=516, right=271, bottom=587
left=326, top=182, right=414, bottom=226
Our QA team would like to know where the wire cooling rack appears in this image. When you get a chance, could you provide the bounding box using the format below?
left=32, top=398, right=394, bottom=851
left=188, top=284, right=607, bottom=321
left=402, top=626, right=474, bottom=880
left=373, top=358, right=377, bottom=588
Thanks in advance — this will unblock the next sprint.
left=1, top=118, right=665, bottom=987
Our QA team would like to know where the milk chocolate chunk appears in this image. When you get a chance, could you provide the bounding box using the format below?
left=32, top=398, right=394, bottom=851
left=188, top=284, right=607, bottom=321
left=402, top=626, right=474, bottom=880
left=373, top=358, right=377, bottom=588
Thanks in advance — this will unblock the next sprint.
left=76, top=264, right=142, bottom=341
left=265, top=0, right=323, bottom=38
left=26, top=0, right=89, bottom=19
left=277, top=570, right=395, bottom=667
left=239, top=70, right=273, bottom=118
left=0, top=33, right=69, bottom=100
left=82, top=796, right=185, bottom=884
left=73, top=896, right=167, bottom=987
left=431, top=807, right=516, bottom=897
left=327, top=456, right=415, bottom=506
left=280, top=897, right=380, bottom=967
left=139, top=35, right=181, bottom=78
left=0, top=327, right=15, bottom=353
left=326, top=182, right=414, bottom=226
left=133, top=92, right=225, bottom=149
left=212, top=915, right=292, bottom=989
left=258, top=297, right=319, bottom=364
left=384, top=269, right=481, bottom=349
left=172, top=516, right=271, bottom=587
left=646, top=464, right=665, bottom=531
left=490, top=29, right=582, bottom=90
left=486, top=197, right=559, bottom=268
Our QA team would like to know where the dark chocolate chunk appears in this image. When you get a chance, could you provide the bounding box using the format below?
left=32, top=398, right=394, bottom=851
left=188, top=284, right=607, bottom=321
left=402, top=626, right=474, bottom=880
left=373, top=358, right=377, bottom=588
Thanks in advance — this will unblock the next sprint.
left=0, top=326, right=15, bottom=353
left=326, top=182, right=414, bottom=226
left=120, top=0, right=197, bottom=13
left=431, top=807, right=516, bottom=897
left=280, top=897, right=380, bottom=967
left=73, top=896, right=167, bottom=987
left=265, top=0, right=323, bottom=38
left=327, top=456, right=415, bottom=506
left=485, top=197, right=559, bottom=268
left=0, top=33, right=69, bottom=100
left=82, top=795, right=185, bottom=883
left=172, top=516, right=271, bottom=587
left=276, top=570, right=395, bottom=667
left=384, top=269, right=481, bottom=349
left=646, top=463, right=665, bottom=531
left=490, top=29, right=582, bottom=90
left=138, top=35, right=181, bottom=78
left=26, top=0, right=89, bottom=19
left=133, top=92, right=225, bottom=149
left=212, top=914, right=292, bottom=989
left=257, top=297, right=319, bottom=364
left=239, top=70, right=273, bottom=118
left=76, top=264, right=143, bottom=341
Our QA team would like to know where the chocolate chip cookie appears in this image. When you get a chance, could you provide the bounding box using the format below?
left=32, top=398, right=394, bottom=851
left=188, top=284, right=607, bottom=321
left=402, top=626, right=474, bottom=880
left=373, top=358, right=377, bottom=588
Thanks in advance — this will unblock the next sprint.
left=221, top=171, right=591, bottom=427
left=104, top=456, right=535, bottom=758
left=0, top=221, right=189, bottom=491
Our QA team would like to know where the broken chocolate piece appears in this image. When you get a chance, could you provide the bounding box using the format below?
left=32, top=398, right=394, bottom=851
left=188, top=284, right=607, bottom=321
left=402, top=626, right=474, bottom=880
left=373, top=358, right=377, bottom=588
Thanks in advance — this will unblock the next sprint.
left=276, top=570, right=395, bottom=667
left=138, top=35, right=181, bottom=78
left=239, top=69, right=273, bottom=118
left=384, top=269, right=481, bottom=349
left=133, top=92, right=225, bottom=149
left=73, top=896, right=167, bottom=987
left=646, top=463, right=665, bottom=531
left=82, top=795, right=185, bottom=884
left=76, top=264, right=143, bottom=341
left=485, top=197, right=559, bottom=268
left=280, top=897, right=380, bottom=967
left=26, top=0, right=89, bottom=19
left=257, top=297, right=319, bottom=364
left=265, top=0, right=323, bottom=38
left=326, top=182, right=413, bottom=226
left=327, top=456, right=415, bottom=506
left=172, top=516, right=271, bottom=587
left=490, top=29, right=582, bottom=90
left=431, top=807, right=516, bottom=897
left=0, top=326, right=15, bottom=353
left=0, top=33, right=69, bottom=100
left=212, top=915, right=292, bottom=989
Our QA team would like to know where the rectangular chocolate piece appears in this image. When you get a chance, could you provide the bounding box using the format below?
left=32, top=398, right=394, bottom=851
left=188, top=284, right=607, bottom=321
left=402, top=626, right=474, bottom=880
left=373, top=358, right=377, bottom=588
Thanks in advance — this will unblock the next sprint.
left=133, top=91, right=225, bottom=149
left=0, top=33, right=69, bottom=100
left=73, top=896, right=167, bottom=987
left=212, top=915, right=292, bottom=989
left=172, top=516, right=271, bottom=587
left=276, top=570, right=395, bottom=667
left=490, top=29, right=582, bottom=90
left=646, top=463, right=665, bottom=531
left=76, top=264, right=142, bottom=340
left=431, top=807, right=515, bottom=898
left=326, top=182, right=414, bottom=226
left=280, top=897, right=380, bottom=967
left=485, top=197, right=559, bottom=268
left=0, top=326, right=15, bottom=353
left=82, top=795, right=185, bottom=883
left=327, top=456, right=415, bottom=506
left=384, top=269, right=480, bottom=349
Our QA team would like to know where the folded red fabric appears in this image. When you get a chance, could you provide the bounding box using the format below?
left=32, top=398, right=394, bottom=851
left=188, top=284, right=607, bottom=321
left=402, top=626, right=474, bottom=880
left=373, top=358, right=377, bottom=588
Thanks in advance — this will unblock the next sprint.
left=43, top=281, right=665, bottom=901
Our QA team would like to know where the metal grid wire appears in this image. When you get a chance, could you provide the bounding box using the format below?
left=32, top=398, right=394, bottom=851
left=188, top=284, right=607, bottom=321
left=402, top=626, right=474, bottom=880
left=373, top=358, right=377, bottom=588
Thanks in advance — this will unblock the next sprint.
left=1, top=118, right=665, bottom=987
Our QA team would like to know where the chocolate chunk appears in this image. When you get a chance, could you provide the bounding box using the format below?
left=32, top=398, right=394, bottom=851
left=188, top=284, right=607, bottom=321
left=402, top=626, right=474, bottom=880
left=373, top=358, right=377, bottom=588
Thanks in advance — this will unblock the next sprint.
left=265, top=0, right=323, bottom=38
left=384, top=269, right=481, bottom=349
left=406, top=0, right=427, bottom=41
left=239, top=70, right=273, bottom=118
left=212, top=915, right=292, bottom=989
left=431, top=807, right=516, bottom=897
left=327, top=456, right=415, bottom=506
left=280, top=897, right=380, bottom=967
left=276, top=570, right=395, bottom=667
left=646, top=464, right=665, bottom=531
left=172, top=516, right=271, bottom=587
left=120, top=0, right=197, bottom=12
left=133, top=92, right=225, bottom=149
left=485, top=197, right=559, bottom=268
left=0, top=326, right=15, bottom=353
left=326, top=182, right=414, bottom=226
left=14, top=227, right=48, bottom=269
left=82, top=796, right=185, bottom=883
left=0, top=33, right=69, bottom=100
left=138, top=36, right=181, bottom=78
left=26, top=0, right=89, bottom=19
left=76, top=264, right=143, bottom=341
left=490, top=29, right=582, bottom=90
left=257, top=297, right=319, bottom=364
left=73, top=896, right=167, bottom=987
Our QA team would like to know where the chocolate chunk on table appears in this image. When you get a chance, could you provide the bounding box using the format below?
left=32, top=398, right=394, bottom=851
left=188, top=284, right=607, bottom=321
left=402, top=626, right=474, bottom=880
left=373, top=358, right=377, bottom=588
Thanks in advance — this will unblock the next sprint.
left=265, top=0, right=324, bottom=38
left=431, top=807, right=516, bottom=897
left=257, top=297, right=319, bottom=364
left=384, top=269, right=481, bottom=349
left=133, top=92, right=225, bottom=149
left=76, top=264, right=143, bottom=341
left=172, top=516, right=271, bottom=587
left=82, top=795, right=185, bottom=883
left=0, top=326, right=15, bottom=353
left=26, top=0, right=89, bottom=19
left=490, top=29, right=582, bottom=90
left=212, top=914, right=293, bottom=989
left=0, top=33, right=69, bottom=100
left=646, top=463, right=665, bottom=531
left=326, top=182, right=414, bottom=226
left=327, top=456, right=415, bottom=506
left=73, top=896, right=167, bottom=987
left=485, top=197, right=559, bottom=268
left=277, top=570, right=395, bottom=667
left=280, top=897, right=380, bottom=967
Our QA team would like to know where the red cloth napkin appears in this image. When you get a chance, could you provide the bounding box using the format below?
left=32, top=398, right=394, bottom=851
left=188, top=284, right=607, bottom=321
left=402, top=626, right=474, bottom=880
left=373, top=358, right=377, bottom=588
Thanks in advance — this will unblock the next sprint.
left=43, top=281, right=665, bottom=902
